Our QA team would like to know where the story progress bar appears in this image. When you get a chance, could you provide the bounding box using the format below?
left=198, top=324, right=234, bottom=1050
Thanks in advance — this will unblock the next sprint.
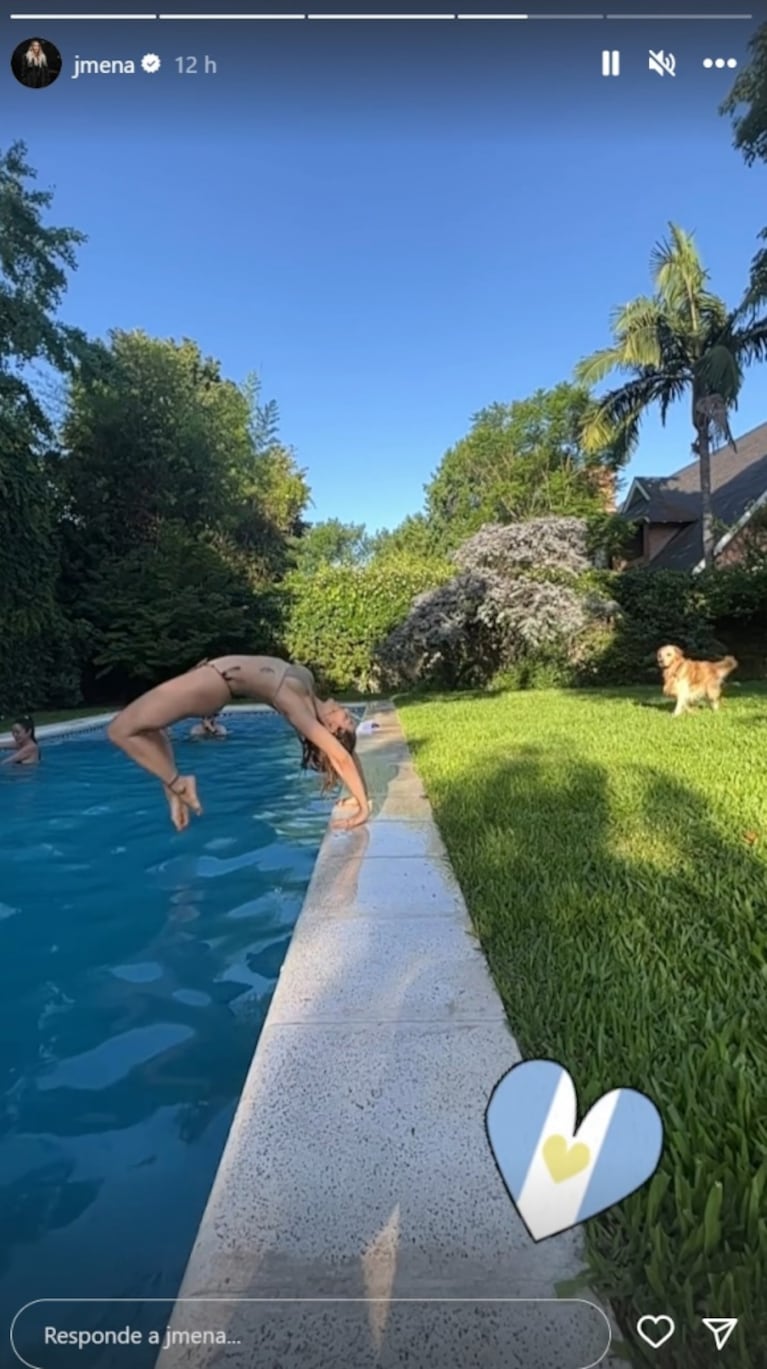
left=7, top=10, right=756, bottom=16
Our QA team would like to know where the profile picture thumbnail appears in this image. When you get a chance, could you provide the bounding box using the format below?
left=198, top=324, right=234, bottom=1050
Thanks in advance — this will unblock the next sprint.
left=10, top=37, right=62, bottom=89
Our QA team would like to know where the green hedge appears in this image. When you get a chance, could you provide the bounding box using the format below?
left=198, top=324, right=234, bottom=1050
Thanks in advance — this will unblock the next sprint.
left=4, top=548, right=766, bottom=714
left=481, top=566, right=767, bottom=693
left=284, top=559, right=767, bottom=696
left=282, top=554, right=452, bottom=692
left=590, top=566, right=767, bottom=685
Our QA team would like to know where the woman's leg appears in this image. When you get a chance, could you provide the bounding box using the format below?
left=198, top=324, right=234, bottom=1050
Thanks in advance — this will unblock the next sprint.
left=108, top=670, right=229, bottom=830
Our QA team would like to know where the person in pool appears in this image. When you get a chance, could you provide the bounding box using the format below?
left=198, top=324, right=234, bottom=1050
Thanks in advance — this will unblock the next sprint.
left=190, top=714, right=228, bottom=740
left=1, top=716, right=40, bottom=766
left=108, top=655, right=369, bottom=832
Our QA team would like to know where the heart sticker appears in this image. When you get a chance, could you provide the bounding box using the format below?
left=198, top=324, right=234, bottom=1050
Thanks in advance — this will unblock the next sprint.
left=485, top=1059, right=663, bottom=1242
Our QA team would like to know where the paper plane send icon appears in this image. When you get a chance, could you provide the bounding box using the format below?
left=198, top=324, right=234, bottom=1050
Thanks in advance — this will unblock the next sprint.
left=702, top=1319, right=738, bottom=1351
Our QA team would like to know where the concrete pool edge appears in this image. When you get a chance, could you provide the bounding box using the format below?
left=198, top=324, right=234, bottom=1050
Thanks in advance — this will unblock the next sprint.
left=0, top=713, right=116, bottom=743
left=154, top=701, right=624, bottom=1368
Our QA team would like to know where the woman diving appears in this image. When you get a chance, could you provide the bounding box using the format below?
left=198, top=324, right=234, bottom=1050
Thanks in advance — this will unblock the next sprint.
left=108, top=656, right=369, bottom=832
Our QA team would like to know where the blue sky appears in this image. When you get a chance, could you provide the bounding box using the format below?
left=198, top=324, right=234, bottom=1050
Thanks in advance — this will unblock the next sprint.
left=8, top=11, right=766, bottom=532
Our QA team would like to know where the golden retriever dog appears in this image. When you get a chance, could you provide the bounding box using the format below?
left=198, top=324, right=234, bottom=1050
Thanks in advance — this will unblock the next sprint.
left=656, top=644, right=737, bottom=717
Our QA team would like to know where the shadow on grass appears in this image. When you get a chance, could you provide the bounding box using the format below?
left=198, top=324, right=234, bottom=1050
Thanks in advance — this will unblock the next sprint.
left=573, top=693, right=669, bottom=711
left=566, top=683, right=750, bottom=714
left=419, top=745, right=765, bottom=1369
left=390, top=685, right=510, bottom=708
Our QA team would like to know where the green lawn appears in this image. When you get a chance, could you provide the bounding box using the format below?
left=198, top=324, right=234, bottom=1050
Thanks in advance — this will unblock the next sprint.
left=399, top=683, right=766, bottom=1369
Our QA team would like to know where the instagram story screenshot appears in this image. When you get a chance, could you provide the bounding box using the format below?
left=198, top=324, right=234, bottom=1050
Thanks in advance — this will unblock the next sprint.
left=2, top=1, right=766, bottom=1368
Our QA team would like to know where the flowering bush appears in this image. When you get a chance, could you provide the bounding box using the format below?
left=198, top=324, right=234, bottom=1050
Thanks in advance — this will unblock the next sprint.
left=375, top=574, right=495, bottom=688
left=478, top=573, right=593, bottom=651
left=376, top=517, right=621, bottom=689
left=452, top=517, right=592, bottom=576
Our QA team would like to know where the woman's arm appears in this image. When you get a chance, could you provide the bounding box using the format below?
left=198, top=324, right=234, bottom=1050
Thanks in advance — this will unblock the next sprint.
left=282, top=703, right=370, bottom=826
left=1, top=744, right=35, bottom=765
left=349, top=751, right=369, bottom=800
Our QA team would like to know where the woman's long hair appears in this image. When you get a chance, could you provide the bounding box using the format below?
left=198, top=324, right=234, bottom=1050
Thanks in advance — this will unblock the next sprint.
left=300, top=726, right=356, bottom=795
left=25, top=43, right=47, bottom=65
left=14, top=715, right=36, bottom=741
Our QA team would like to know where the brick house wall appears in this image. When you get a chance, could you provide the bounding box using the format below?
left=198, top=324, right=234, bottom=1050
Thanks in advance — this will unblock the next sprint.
left=614, top=523, right=679, bottom=570
left=646, top=525, right=681, bottom=561
left=715, top=522, right=765, bottom=567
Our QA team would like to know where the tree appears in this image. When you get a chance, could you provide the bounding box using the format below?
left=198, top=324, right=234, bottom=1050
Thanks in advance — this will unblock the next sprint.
left=576, top=224, right=767, bottom=569
left=245, top=371, right=281, bottom=454
left=292, top=518, right=370, bottom=574
left=57, top=344, right=308, bottom=672
left=0, top=141, right=88, bottom=444
left=423, top=384, right=620, bottom=549
left=59, top=331, right=253, bottom=558
left=721, top=23, right=767, bottom=304
left=227, top=373, right=311, bottom=581
left=0, top=141, right=88, bottom=710
left=370, top=513, right=443, bottom=562
left=82, top=523, right=277, bottom=699
left=231, top=442, right=310, bottom=580
left=721, top=21, right=767, bottom=165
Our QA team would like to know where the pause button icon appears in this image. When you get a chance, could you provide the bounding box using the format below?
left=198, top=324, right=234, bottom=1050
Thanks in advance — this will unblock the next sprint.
left=602, top=49, right=620, bottom=76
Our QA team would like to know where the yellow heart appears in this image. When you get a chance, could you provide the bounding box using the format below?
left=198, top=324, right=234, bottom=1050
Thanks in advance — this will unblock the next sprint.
left=542, top=1134, right=591, bottom=1183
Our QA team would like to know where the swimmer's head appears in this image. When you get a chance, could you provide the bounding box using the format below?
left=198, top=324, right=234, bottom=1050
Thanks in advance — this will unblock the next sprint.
left=12, top=716, right=35, bottom=744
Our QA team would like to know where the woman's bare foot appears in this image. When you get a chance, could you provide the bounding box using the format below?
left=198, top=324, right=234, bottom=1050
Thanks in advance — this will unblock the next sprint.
left=165, top=775, right=202, bottom=831
left=335, top=797, right=358, bottom=811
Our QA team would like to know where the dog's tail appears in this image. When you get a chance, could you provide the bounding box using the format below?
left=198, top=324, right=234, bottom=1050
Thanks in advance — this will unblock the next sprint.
left=717, top=655, right=738, bottom=678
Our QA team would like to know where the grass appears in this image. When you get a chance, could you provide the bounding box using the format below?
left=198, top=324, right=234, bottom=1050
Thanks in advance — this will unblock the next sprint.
left=398, top=682, right=767, bottom=1369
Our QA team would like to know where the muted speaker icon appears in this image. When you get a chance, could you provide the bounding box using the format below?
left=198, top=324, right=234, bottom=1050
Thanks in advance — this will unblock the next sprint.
left=649, top=49, right=675, bottom=76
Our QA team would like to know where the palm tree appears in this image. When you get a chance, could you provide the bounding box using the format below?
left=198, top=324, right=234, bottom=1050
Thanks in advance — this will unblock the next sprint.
left=576, top=224, right=767, bottom=569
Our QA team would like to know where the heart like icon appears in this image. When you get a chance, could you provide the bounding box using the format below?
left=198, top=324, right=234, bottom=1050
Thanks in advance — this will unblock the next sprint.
left=636, top=1316, right=675, bottom=1349
left=485, top=1060, right=663, bottom=1242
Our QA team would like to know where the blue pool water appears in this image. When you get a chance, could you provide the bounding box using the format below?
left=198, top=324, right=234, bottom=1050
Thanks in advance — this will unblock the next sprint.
left=0, top=713, right=336, bottom=1363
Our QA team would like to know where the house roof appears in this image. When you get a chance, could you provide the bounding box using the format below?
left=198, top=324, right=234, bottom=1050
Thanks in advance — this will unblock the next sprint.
left=619, top=420, right=767, bottom=571
left=623, top=482, right=700, bottom=523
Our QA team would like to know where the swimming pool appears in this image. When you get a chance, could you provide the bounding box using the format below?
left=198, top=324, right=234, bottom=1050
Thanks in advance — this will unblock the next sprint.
left=0, top=712, right=336, bottom=1364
